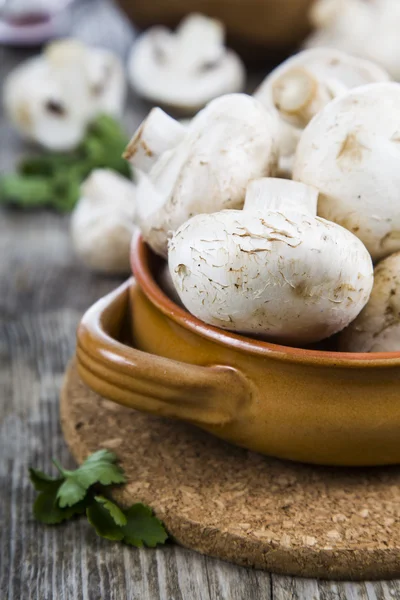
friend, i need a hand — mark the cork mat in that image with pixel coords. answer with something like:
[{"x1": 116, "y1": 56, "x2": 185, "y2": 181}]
[{"x1": 61, "y1": 359, "x2": 400, "y2": 581}]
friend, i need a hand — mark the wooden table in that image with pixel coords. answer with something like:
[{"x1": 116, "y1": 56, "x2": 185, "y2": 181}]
[{"x1": 1, "y1": 2, "x2": 400, "y2": 598}]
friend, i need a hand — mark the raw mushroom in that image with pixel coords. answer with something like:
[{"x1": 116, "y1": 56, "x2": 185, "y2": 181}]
[
  {"x1": 293, "y1": 82, "x2": 400, "y2": 262},
  {"x1": 339, "y1": 252, "x2": 400, "y2": 353},
  {"x1": 168, "y1": 178, "x2": 373, "y2": 346},
  {"x1": 71, "y1": 169, "x2": 137, "y2": 274},
  {"x1": 254, "y1": 48, "x2": 389, "y2": 178},
  {"x1": 3, "y1": 39, "x2": 126, "y2": 151},
  {"x1": 124, "y1": 94, "x2": 279, "y2": 258},
  {"x1": 305, "y1": 0, "x2": 400, "y2": 81},
  {"x1": 127, "y1": 13, "x2": 245, "y2": 114}
]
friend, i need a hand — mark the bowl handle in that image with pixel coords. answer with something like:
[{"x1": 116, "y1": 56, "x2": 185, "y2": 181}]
[{"x1": 76, "y1": 279, "x2": 250, "y2": 427}]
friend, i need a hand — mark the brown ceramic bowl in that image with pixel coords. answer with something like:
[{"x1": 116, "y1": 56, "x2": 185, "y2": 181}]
[
  {"x1": 116, "y1": 0, "x2": 314, "y2": 57},
  {"x1": 77, "y1": 235, "x2": 400, "y2": 467}
]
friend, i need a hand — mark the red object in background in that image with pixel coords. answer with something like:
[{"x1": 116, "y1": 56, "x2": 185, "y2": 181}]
[{"x1": 0, "y1": 1, "x2": 73, "y2": 45}]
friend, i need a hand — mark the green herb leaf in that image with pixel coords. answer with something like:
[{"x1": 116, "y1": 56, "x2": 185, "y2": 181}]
[
  {"x1": 33, "y1": 486, "x2": 86, "y2": 525},
  {"x1": 94, "y1": 495, "x2": 127, "y2": 526},
  {"x1": 2, "y1": 114, "x2": 131, "y2": 212},
  {"x1": 86, "y1": 497, "x2": 125, "y2": 541},
  {"x1": 55, "y1": 449, "x2": 126, "y2": 508},
  {"x1": 122, "y1": 504, "x2": 168, "y2": 548},
  {"x1": 30, "y1": 451, "x2": 168, "y2": 548},
  {"x1": 29, "y1": 468, "x2": 63, "y2": 493},
  {"x1": 0, "y1": 174, "x2": 53, "y2": 207}
]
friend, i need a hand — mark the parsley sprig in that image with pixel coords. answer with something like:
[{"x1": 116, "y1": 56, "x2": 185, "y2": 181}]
[
  {"x1": 0, "y1": 115, "x2": 131, "y2": 212},
  {"x1": 30, "y1": 449, "x2": 168, "y2": 548}
]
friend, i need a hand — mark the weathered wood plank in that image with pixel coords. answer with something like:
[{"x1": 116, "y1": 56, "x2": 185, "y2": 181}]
[{"x1": 271, "y1": 576, "x2": 400, "y2": 599}]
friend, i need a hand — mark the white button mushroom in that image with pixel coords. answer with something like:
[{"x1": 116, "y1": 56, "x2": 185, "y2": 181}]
[
  {"x1": 124, "y1": 94, "x2": 279, "y2": 258},
  {"x1": 127, "y1": 13, "x2": 245, "y2": 114},
  {"x1": 3, "y1": 39, "x2": 126, "y2": 151},
  {"x1": 71, "y1": 169, "x2": 137, "y2": 274},
  {"x1": 305, "y1": 0, "x2": 400, "y2": 81},
  {"x1": 168, "y1": 178, "x2": 373, "y2": 346},
  {"x1": 293, "y1": 82, "x2": 400, "y2": 262},
  {"x1": 254, "y1": 48, "x2": 389, "y2": 178},
  {"x1": 339, "y1": 252, "x2": 400, "y2": 353}
]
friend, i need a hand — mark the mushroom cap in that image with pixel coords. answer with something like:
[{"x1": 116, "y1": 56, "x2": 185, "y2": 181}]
[
  {"x1": 254, "y1": 48, "x2": 389, "y2": 176},
  {"x1": 339, "y1": 251, "x2": 400, "y2": 352},
  {"x1": 71, "y1": 169, "x2": 137, "y2": 274},
  {"x1": 3, "y1": 56, "x2": 89, "y2": 151},
  {"x1": 135, "y1": 94, "x2": 279, "y2": 258},
  {"x1": 168, "y1": 205, "x2": 373, "y2": 346},
  {"x1": 3, "y1": 40, "x2": 126, "y2": 151},
  {"x1": 127, "y1": 13, "x2": 245, "y2": 113},
  {"x1": 293, "y1": 81, "x2": 400, "y2": 262}
]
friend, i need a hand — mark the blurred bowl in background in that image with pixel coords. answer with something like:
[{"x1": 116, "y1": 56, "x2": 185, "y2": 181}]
[{"x1": 116, "y1": 0, "x2": 315, "y2": 58}]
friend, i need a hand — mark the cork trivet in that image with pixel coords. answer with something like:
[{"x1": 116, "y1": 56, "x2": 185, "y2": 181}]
[{"x1": 61, "y1": 359, "x2": 400, "y2": 581}]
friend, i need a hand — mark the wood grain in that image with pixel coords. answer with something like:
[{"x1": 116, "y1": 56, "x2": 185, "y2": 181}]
[{"x1": 1, "y1": 1, "x2": 400, "y2": 598}]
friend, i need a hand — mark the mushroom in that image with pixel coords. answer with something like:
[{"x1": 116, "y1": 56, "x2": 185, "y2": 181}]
[
  {"x1": 305, "y1": 0, "x2": 400, "y2": 81},
  {"x1": 254, "y1": 48, "x2": 389, "y2": 177},
  {"x1": 71, "y1": 169, "x2": 137, "y2": 274},
  {"x1": 168, "y1": 178, "x2": 373, "y2": 346},
  {"x1": 127, "y1": 13, "x2": 245, "y2": 114},
  {"x1": 3, "y1": 39, "x2": 126, "y2": 151},
  {"x1": 124, "y1": 94, "x2": 279, "y2": 258},
  {"x1": 293, "y1": 82, "x2": 400, "y2": 262},
  {"x1": 339, "y1": 252, "x2": 400, "y2": 352}
]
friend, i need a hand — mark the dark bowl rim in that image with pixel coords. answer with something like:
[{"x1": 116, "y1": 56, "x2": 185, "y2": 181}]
[{"x1": 130, "y1": 233, "x2": 400, "y2": 367}]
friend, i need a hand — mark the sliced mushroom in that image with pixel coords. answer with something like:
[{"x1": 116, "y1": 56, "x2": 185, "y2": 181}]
[
  {"x1": 339, "y1": 252, "x2": 400, "y2": 352},
  {"x1": 254, "y1": 48, "x2": 389, "y2": 177},
  {"x1": 125, "y1": 94, "x2": 279, "y2": 258},
  {"x1": 306, "y1": 0, "x2": 400, "y2": 81},
  {"x1": 127, "y1": 13, "x2": 245, "y2": 114},
  {"x1": 71, "y1": 169, "x2": 137, "y2": 274},
  {"x1": 168, "y1": 178, "x2": 373, "y2": 346},
  {"x1": 293, "y1": 81, "x2": 400, "y2": 262},
  {"x1": 3, "y1": 39, "x2": 126, "y2": 151}
]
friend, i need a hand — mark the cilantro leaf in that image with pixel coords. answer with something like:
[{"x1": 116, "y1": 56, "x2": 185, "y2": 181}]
[
  {"x1": 86, "y1": 497, "x2": 125, "y2": 541},
  {"x1": 122, "y1": 504, "x2": 168, "y2": 548},
  {"x1": 55, "y1": 450, "x2": 126, "y2": 508},
  {"x1": 29, "y1": 468, "x2": 63, "y2": 493},
  {"x1": 30, "y1": 451, "x2": 168, "y2": 548},
  {"x1": 94, "y1": 496, "x2": 127, "y2": 526},
  {"x1": 33, "y1": 485, "x2": 86, "y2": 525}
]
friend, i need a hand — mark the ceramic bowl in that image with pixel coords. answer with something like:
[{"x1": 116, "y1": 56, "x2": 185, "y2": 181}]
[{"x1": 76, "y1": 235, "x2": 400, "y2": 467}]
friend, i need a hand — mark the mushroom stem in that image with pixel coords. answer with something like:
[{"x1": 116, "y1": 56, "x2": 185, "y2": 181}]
[
  {"x1": 244, "y1": 178, "x2": 318, "y2": 216},
  {"x1": 175, "y1": 14, "x2": 224, "y2": 70},
  {"x1": 123, "y1": 107, "x2": 186, "y2": 173},
  {"x1": 272, "y1": 67, "x2": 333, "y2": 128}
]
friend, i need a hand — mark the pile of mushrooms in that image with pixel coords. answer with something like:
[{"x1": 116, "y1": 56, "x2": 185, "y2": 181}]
[
  {"x1": 9, "y1": 27, "x2": 395, "y2": 353},
  {"x1": 124, "y1": 72, "x2": 400, "y2": 351},
  {"x1": 305, "y1": 0, "x2": 400, "y2": 81},
  {"x1": 3, "y1": 38, "x2": 126, "y2": 150},
  {"x1": 127, "y1": 13, "x2": 245, "y2": 114}
]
